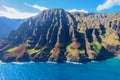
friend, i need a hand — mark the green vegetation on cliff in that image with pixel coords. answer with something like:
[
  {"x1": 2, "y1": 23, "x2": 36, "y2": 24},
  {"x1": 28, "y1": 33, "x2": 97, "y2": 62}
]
[
  {"x1": 66, "y1": 45, "x2": 75, "y2": 55},
  {"x1": 6, "y1": 46, "x2": 19, "y2": 52},
  {"x1": 27, "y1": 49, "x2": 41, "y2": 54},
  {"x1": 91, "y1": 42, "x2": 102, "y2": 53},
  {"x1": 79, "y1": 49, "x2": 85, "y2": 54},
  {"x1": 50, "y1": 49, "x2": 54, "y2": 54},
  {"x1": 66, "y1": 45, "x2": 85, "y2": 55}
]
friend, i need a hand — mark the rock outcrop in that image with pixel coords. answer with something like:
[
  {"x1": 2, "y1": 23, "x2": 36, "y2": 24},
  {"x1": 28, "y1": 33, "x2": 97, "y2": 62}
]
[{"x1": 0, "y1": 9, "x2": 120, "y2": 63}]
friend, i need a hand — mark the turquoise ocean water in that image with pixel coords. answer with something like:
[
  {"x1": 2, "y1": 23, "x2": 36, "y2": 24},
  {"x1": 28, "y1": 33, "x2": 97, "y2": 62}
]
[{"x1": 0, "y1": 57, "x2": 120, "y2": 80}]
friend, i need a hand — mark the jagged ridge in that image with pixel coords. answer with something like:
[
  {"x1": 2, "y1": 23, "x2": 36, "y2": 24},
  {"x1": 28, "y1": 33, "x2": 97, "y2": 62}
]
[{"x1": 0, "y1": 9, "x2": 120, "y2": 63}]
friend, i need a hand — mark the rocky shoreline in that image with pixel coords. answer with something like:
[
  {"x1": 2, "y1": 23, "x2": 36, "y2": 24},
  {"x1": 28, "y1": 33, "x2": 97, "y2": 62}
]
[{"x1": 0, "y1": 51, "x2": 115, "y2": 63}]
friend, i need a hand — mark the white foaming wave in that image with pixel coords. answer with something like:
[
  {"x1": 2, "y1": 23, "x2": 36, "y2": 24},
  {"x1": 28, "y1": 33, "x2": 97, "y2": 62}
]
[
  {"x1": 12, "y1": 61, "x2": 37, "y2": 64},
  {"x1": 0, "y1": 61, "x2": 36, "y2": 65},
  {"x1": 46, "y1": 61, "x2": 83, "y2": 64},
  {"x1": 114, "y1": 57, "x2": 120, "y2": 59},
  {"x1": 66, "y1": 61, "x2": 83, "y2": 65},
  {"x1": 0, "y1": 60, "x2": 86, "y2": 65},
  {"x1": 0, "y1": 60, "x2": 6, "y2": 64},
  {"x1": 12, "y1": 62, "x2": 25, "y2": 65},
  {"x1": 14, "y1": 61, "x2": 37, "y2": 64},
  {"x1": 46, "y1": 61, "x2": 57, "y2": 64},
  {"x1": 91, "y1": 60, "x2": 98, "y2": 63},
  {"x1": 29, "y1": 61, "x2": 35, "y2": 63}
]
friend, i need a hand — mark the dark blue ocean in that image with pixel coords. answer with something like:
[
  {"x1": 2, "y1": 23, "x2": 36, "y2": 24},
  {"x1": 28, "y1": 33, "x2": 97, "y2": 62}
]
[{"x1": 0, "y1": 57, "x2": 120, "y2": 80}]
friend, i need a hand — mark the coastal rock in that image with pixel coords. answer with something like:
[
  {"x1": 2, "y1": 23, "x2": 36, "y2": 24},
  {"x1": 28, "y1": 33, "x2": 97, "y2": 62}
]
[{"x1": 0, "y1": 9, "x2": 120, "y2": 63}]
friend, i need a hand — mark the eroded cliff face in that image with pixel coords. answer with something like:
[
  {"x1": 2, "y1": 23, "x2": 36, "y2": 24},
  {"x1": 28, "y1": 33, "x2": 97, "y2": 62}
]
[
  {"x1": 73, "y1": 12, "x2": 120, "y2": 59},
  {"x1": 0, "y1": 9, "x2": 120, "y2": 63}
]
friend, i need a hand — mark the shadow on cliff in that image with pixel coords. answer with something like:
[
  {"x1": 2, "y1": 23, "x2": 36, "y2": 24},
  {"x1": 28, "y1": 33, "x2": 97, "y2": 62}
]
[{"x1": 96, "y1": 46, "x2": 115, "y2": 61}]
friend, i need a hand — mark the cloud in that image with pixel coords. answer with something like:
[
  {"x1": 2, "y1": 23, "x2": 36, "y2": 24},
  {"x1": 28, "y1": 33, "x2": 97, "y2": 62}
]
[
  {"x1": 0, "y1": 5, "x2": 38, "y2": 19},
  {"x1": 97, "y1": 0, "x2": 120, "y2": 11},
  {"x1": 25, "y1": 3, "x2": 48, "y2": 11},
  {"x1": 67, "y1": 9, "x2": 88, "y2": 13}
]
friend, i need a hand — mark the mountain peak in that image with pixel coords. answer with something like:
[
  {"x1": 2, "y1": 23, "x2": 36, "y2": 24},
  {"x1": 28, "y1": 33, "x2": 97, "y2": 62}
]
[{"x1": 34, "y1": 8, "x2": 67, "y2": 18}]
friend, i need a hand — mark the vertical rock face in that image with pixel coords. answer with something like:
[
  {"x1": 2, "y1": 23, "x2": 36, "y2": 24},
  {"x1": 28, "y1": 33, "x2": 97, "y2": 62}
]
[
  {"x1": 0, "y1": 9, "x2": 120, "y2": 63},
  {"x1": 73, "y1": 12, "x2": 120, "y2": 60}
]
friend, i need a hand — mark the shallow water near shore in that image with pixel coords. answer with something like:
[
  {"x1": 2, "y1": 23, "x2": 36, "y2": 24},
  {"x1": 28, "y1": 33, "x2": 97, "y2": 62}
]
[{"x1": 0, "y1": 57, "x2": 120, "y2": 80}]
